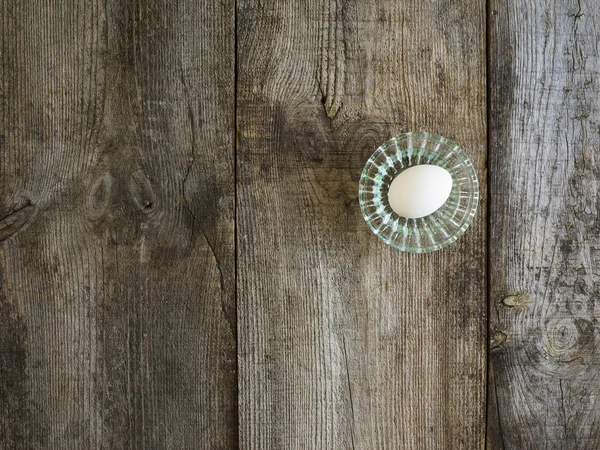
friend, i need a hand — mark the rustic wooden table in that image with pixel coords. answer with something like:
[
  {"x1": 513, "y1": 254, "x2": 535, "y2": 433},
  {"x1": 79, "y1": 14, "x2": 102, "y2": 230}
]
[{"x1": 0, "y1": 0, "x2": 597, "y2": 448}]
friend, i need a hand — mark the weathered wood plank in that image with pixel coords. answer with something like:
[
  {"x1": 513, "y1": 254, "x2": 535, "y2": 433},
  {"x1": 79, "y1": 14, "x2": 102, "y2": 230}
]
[
  {"x1": 488, "y1": 0, "x2": 600, "y2": 448},
  {"x1": 237, "y1": 0, "x2": 487, "y2": 448},
  {"x1": 0, "y1": 1, "x2": 236, "y2": 447}
]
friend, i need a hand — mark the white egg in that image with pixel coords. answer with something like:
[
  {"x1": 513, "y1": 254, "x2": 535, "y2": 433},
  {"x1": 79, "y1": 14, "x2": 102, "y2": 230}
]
[{"x1": 387, "y1": 164, "x2": 453, "y2": 219}]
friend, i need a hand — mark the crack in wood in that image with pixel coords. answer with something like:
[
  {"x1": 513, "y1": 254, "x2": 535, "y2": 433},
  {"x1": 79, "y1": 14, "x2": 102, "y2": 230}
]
[
  {"x1": 341, "y1": 335, "x2": 356, "y2": 450},
  {"x1": 179, "y1": 65, "x2": 233, "y2": 340},
  {"x1": 0, "y1": 202, "x2": 36, "y2": 242},
  {"x1": 318, "y1": 0, "x2": 345, "y2": 119}
]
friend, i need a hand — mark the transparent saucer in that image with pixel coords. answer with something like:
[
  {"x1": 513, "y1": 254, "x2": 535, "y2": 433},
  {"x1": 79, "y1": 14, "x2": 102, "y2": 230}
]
[{"x1": 359, "y1": 132, "x2": 479, "y2": 253}]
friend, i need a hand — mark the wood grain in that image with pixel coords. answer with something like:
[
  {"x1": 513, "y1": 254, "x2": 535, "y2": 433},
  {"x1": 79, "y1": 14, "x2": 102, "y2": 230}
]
[
  {"x1": 0, "y1": 0, "x2": 236, "y2": 447},
  {"x1": 488, "y1": 0, "x2": 600, "y2": 448},
  {"x1": 237, "y1": 0, "x2": 487, "y2": 448}
]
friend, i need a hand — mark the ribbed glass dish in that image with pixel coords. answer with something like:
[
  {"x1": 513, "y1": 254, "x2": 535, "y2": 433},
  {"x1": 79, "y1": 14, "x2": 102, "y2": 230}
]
[{"x1": 359, "y1": 132, "x2": 479, "y2": 253}]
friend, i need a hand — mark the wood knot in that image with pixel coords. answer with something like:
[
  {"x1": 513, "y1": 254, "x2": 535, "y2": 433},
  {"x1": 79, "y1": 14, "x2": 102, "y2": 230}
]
[
  {"x1": 490, "y1": 327, "x2": 509, "y2": 352},
  {"x1": 543, "y1": 316, "x2": 592, "y2": 358},
  {"x1": 130, "y1": 170, "x2": 157, "y2": 215},
  {"x1": 501, "y1": 293, "x2": 532, "y2": 309},
  {"x1": 87, "y1": 173, "x2": 112, "y2": 222}
]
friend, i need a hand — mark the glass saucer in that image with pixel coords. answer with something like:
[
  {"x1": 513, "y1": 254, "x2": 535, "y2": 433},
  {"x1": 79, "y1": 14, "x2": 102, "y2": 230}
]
[{"x1": 358, "y1": 132, "x2": 479, "y2": 253}]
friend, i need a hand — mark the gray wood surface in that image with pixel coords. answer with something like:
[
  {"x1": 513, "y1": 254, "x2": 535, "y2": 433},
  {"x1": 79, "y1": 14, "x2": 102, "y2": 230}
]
[
  {"x1": 237, "y1": 0, "x2": 487, "y2": 448},
  {"x1": 0, "y1": 1, "x2": 237, "y2": 448},
  {"x1": 488, "y1": 0, "x2": 600, "y2": 448},
  {"x1": 11, "y1": 0, "x2": 600, "y2": 448}
]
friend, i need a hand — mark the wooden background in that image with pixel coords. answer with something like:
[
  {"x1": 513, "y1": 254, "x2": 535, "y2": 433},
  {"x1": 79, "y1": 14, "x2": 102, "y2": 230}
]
[{"x1": 0, "y1": 0, "x2": 597, "y2": 448}]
